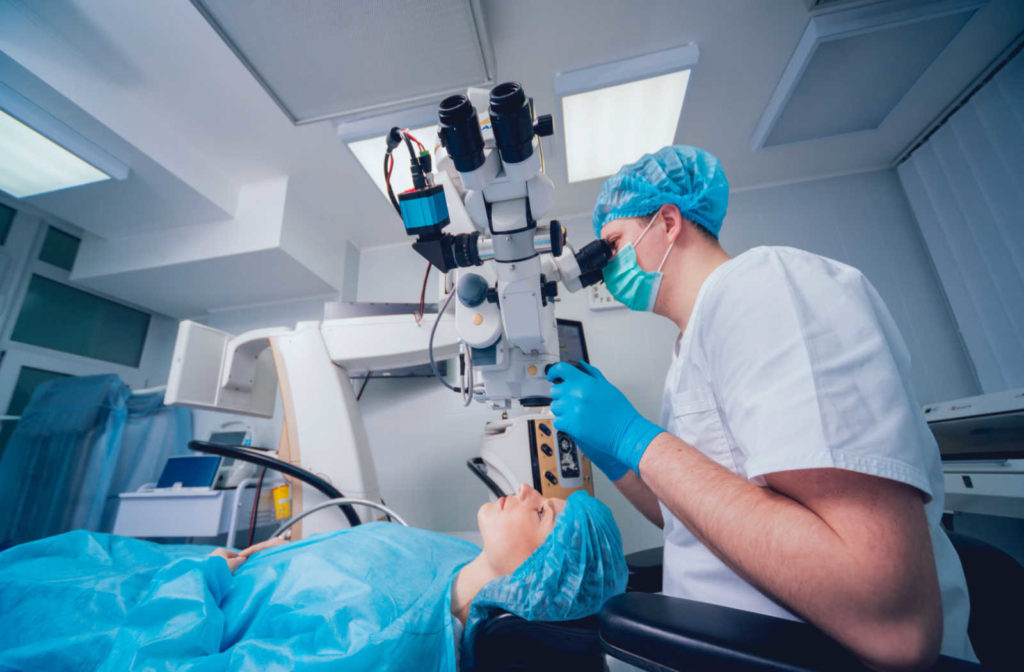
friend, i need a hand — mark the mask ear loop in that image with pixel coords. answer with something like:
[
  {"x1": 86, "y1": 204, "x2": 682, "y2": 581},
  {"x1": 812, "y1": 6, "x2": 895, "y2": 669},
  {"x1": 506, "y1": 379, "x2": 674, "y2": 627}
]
[
  {"x1": 633, "y1": 212, "x2": 673, "y2": 272},
  {"x1": 632, "y1": 212, "x2": 659, "y2": 248},
  {"x1": 655, "y1": 239, "x2": 674, "y2": 273}
]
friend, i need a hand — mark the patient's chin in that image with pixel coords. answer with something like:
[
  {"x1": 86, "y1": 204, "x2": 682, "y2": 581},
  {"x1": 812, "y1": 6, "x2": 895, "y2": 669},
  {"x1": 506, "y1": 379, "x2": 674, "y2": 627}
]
[{"x1": 475, "y1": 501, "x2": 492, "y2": 533}]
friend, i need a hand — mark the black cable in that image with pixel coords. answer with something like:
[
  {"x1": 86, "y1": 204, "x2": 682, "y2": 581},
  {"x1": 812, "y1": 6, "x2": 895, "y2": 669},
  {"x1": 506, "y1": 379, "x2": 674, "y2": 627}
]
[
  {"x1": 467, "y1": 458, "x2": 507, "y2": 498},
  {"x1": 188, "y1": 441, "x2": 361, "y2": 527},
  {"x1": 356, "y1": 372, "x2": 371, "y2": 401},
  {"x1": 246, "y1": 467, "x2": 266, "y2": 547},
  {"x1": 429, "y1": 290, "x2": 461, "y2": 393}
]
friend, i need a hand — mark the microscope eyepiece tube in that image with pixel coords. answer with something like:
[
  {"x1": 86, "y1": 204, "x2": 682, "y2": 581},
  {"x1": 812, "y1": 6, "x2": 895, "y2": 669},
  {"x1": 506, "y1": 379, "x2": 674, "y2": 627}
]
[
  {"x1": 574, "y1": 239, "x2": 614, "y2": 288},
  {"x1": 475, "y1": 224, "x2": 563, "y2": 264},
  {"x1": 475, "y1": 236, "x2": 494, "y2": 262},
  {"x1": 489, "y1": 82, "x2": 535, "y2": 165},
  {"x1": 529, "y1": 222, "x2": 564, "y2": 257},
  {"x1": 438, "y1": 95, "x2": 486, "y2": 173}
]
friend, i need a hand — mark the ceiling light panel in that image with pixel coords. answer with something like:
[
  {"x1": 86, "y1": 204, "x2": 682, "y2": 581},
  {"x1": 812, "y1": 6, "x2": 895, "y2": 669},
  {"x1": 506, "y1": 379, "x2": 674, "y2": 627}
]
[
  {"x1": 347, "y1": 125, "x2": 439, "y2": 198},
  {"x1": 193, "y1": 0, "x2": 493, "y2": 124},
  {"x1": 0, "y1": 109, "x2": 110, "y2": 198},
  {"x1": 562, "y1": 70, "x2": 690, "y2": 184}
]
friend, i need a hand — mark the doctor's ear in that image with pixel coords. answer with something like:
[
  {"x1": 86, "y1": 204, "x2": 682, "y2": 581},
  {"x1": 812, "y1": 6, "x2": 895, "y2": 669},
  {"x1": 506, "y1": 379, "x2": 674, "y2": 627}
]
[{"x1": 658, "y1": 204, "x2": 685, "y2": 244}]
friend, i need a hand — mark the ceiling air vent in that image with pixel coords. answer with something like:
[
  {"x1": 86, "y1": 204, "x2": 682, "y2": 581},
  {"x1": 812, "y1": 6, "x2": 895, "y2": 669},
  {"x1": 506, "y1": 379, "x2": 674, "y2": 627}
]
[
  {"x1": 753, "y1": 0, "x2": 984, "y2": 150},
  {"x1": 191, "y1": 0, "x2": 494, "y2": 125}
]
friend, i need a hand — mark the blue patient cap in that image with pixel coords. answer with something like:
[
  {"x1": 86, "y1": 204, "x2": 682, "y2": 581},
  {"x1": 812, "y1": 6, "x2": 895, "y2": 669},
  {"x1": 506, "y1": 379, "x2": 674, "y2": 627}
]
[
  {"x1": 593, "y1": 145, "x2": 730, "y2": 238},
  {"x1": 462, "y1": 491, "x2": 628, "y2": 664}
]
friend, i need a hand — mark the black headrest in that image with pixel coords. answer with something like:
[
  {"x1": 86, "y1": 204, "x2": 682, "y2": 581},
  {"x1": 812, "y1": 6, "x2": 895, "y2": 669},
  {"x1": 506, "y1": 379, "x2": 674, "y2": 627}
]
[
  {"x1": 470, "y1": 612, "x2": 601, "y2": 672},
  {"x1": 946, "y1": 530, "x2": 1024, "y2": 670}
]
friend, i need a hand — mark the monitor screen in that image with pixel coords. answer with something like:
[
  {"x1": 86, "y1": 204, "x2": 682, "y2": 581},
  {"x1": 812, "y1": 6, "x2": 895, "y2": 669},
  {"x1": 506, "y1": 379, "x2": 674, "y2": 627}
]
[
  {"x1": 556, "y1": 319, "x2": 590, "y2": 364},
  {"x1": 209, "y1": 430, "x2": 249, "y2": 445},
  {"x1": 156, "y1": 456, "x2": 222, "y2": 489}
]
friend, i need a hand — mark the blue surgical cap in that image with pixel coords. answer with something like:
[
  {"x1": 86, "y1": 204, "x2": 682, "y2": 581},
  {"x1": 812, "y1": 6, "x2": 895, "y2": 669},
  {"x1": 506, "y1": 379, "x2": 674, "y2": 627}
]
[
  {"x1": 462, "y1": 491, "x2": 627, "y2": 665},
  {"x1": 593, "y1": 145, "x2": 729, "y2": 238}
]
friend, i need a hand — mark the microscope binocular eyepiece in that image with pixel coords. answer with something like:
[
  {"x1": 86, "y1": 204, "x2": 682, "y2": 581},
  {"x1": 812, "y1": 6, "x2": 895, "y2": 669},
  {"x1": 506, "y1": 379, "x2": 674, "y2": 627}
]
[
  {"x1": 438, "y1": 82, "x2": 554, "y2": 174},
  {"x1": 489, "y1": 82, "x2": 535, "y2": 165},
  {"x1": 574, "y1": 239, "x2": 615, "y2": 289},
  {"x1": 439, "y1": 95, "x2": 486, "y2": 173}
]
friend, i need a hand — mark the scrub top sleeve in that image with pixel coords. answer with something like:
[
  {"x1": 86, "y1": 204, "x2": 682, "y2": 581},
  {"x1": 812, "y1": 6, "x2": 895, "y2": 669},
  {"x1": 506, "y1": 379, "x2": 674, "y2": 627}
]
[{"x1": 703, "y1": 250, "x2": 933, "y2": 498}]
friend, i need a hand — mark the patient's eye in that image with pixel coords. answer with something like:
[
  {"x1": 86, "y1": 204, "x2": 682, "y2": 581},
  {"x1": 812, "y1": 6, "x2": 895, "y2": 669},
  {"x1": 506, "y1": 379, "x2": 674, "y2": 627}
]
[{"x1": 537, "y1": 506, "x2": 545, "y2": 520}]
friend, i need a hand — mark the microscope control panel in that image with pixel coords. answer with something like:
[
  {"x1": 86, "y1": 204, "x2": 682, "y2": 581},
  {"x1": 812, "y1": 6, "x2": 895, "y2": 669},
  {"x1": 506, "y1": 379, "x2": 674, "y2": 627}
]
[{"x1": 529, "y1": 418, "x2": 593, "y2": 499}]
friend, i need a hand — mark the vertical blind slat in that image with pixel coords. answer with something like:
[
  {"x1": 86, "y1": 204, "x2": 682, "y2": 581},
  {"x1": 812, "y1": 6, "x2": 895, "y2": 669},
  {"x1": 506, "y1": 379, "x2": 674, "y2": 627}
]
[
  {"x1": 898, "y1": 51, "x2": 1024, "y2": 392},
  {"x1": 900, "y1": 159, "x2": 1003, "y2": 391}
]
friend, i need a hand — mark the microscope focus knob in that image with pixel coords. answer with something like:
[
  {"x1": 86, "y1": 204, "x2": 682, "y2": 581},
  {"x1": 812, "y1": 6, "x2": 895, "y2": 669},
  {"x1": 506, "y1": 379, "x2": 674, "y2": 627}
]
[
  {"x1": 457, "y1": 273, "x2": 489, "y2": 308},
  {"x1": 533, "y1": 114, "x2": 554, "y2": 137}
]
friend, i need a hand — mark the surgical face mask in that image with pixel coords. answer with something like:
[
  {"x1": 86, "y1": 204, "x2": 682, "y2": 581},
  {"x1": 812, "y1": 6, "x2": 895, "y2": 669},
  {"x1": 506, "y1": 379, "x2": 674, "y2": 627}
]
[{"x1": 602, "y1": 214, "x2": 673, "y2": 312}]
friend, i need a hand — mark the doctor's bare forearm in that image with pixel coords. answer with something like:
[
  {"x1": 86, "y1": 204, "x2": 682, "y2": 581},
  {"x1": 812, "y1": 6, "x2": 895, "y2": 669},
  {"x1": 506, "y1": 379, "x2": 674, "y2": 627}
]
[
  {"x1": 612, "y1": 471, "x2": 663, "y2": 528},
  {"x1": 639, "y1": 433, "x2": 942, "y2": 672}
]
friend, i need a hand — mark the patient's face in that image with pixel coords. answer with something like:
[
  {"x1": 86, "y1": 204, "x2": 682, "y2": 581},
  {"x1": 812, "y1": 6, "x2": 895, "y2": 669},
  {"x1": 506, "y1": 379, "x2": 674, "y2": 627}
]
[{"x1": 477, "y1": 483, "x2": 567, "y2": 576}]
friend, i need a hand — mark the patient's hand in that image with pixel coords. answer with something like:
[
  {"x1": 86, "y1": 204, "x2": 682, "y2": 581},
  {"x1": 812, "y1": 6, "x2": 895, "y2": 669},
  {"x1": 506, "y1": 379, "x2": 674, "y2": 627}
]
[
  {"x1": 209, "y1": 537, "x2": 288, "y2": 573},
  {"x1": 209, "y1": 548, "x2": 246, "y2": 572}
]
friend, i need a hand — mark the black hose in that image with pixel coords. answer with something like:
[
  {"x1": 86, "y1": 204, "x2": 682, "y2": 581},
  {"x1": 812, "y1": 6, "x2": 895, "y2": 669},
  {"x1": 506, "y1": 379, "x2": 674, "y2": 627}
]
[
  {"x1": 246, "y1": 466, "x2": 266, "y2": 546},
  {"x1": 187, "y1": 441, "x2": 361, "y2": 528},
  {"x1": 467, "y1": 458, "x2": 508, "y2": 498}
]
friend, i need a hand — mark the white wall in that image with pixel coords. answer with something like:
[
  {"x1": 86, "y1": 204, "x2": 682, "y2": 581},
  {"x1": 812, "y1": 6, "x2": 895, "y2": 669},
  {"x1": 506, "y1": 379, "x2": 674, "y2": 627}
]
[
  {"x1": 725, "y1": 169, "x2": 980, "y2": 404},
  {"x1": 897, "y1": 48, "x2": 1024, "y2": 393}
]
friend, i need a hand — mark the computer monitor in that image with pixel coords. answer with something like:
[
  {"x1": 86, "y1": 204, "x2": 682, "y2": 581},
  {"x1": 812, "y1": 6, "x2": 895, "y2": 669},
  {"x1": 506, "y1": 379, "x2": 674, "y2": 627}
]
[
  {"x1": 556, "y1": 319, "x2": 590, "y2": 364},
  {"x1": 156, "y1": 455, "x2": 222, "y2": 489}
]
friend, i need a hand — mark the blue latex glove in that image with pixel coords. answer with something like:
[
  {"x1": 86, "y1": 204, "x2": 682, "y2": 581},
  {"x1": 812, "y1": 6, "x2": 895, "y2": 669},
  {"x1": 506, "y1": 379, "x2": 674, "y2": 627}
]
[
  {"x1": 547, "y1": 361, "x2": 664, "y2": 476},
  {"x1": 575, "y1": 437, "x2": 630, "y2": 482}
]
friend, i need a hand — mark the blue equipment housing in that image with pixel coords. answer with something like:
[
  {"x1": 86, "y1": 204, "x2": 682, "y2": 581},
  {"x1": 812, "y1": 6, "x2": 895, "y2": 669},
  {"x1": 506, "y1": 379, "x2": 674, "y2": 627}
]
[{"x1": 399, "y1": 184, "x2": 450, "y2": 236}]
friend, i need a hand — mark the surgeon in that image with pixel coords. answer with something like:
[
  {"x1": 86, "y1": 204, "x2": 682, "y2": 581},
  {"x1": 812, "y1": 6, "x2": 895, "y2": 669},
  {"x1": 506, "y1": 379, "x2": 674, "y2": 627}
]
[{"x1": 546, "y1": 146, "x2": 975, "y2": 671}]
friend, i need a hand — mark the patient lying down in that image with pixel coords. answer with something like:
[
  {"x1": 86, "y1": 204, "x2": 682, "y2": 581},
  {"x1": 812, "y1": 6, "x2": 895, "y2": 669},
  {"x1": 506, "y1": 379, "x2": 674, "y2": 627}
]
[{"x1": 0, "y1": 485, "x2": 626, "y2": 671}]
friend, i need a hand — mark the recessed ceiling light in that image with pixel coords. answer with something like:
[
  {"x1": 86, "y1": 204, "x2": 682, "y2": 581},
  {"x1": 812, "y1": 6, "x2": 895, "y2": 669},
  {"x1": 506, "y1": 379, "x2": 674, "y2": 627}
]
[
  {"x1": 562, "y1": 70, "x2": 691, "y2": 184},
  {"x1": 555, "y1": 44, "x2": 699, "y2": 184},
  {"x1": 347, "y1": 125, "x2": 439, "y2": 199},
  {"x1": 0, "y1": 109, "x2": 112, "y2": 198},
  {"x1": 0, "y1": 83, "x2": 128, "y2": 200}
]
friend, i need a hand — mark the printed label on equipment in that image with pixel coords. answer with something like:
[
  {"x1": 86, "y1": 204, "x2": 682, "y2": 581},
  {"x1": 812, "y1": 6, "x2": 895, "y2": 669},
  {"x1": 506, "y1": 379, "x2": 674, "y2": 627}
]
[{"x1": 273, "y1": 484, "x2": 291, "y2": 520}]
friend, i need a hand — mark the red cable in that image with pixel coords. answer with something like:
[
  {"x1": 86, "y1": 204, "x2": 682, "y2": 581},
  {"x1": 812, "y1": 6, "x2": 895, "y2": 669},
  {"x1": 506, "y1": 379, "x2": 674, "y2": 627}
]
[{"x1": 403, "y1": 129, "x2": 426, "y2": 151}]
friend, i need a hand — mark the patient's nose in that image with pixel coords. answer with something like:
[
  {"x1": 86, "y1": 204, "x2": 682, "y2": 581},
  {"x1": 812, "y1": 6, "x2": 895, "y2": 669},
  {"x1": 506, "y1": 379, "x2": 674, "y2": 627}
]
[{"x1": 517, "y1": 483, "x2": 539, "y2": 502}]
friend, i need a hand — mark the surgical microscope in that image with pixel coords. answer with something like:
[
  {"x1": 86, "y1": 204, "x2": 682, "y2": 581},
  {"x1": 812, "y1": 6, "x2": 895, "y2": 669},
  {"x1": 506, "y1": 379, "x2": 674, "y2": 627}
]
[{"x1": 390, "y1": 82, "x2": 612, "y2": 500}]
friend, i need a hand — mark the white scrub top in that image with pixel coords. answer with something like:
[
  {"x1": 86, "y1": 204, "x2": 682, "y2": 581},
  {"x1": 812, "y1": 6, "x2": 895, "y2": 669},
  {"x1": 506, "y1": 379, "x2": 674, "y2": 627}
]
[{"x1": 658, "y1": 246, "x2": 975, "y2": 662}]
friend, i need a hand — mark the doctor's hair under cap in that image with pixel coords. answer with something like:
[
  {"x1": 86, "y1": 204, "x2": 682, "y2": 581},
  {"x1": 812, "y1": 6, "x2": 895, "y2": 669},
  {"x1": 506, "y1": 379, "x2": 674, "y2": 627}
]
[
  {"x1": 462, "y1": 490, "x2": 628, "y2": 665},
  {"x1": 593, "y1": 145, "x2": 730, "y2": 239}
]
